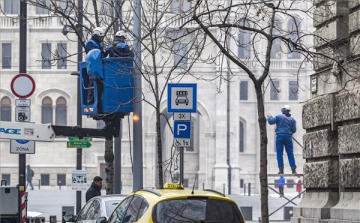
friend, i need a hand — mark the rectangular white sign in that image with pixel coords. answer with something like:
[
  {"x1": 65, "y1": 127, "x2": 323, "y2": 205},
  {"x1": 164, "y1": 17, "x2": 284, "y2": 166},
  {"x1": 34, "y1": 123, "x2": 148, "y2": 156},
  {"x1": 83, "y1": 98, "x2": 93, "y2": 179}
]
[
  {"x1": 10, "y1": 140, "x2": 35, "y2": 154},
  {"x1": 72, "y1": 170, "x2": 87, "y2": 191},
  {"x1": 15, "y1": 107, "x2": 31, "y2": 122},
  {"x1": 15, "y1": 99, "x2": 31, "y2": 107},
  {"x1": 173, "y1": 113, "x2": 191, "y2": 121},
  {"x1": 0, "y1": 121, "x2": 55, "y2": 142},
  {"x1": 173, "y1": 138, "x2": 191, "y2": 147}
]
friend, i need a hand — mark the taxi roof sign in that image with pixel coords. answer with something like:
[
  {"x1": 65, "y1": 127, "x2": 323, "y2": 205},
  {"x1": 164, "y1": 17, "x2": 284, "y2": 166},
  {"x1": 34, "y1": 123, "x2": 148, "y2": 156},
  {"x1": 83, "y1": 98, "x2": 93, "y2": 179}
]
[{"x1": 164, "y1": 182, "x2": 184, "y2": 189}]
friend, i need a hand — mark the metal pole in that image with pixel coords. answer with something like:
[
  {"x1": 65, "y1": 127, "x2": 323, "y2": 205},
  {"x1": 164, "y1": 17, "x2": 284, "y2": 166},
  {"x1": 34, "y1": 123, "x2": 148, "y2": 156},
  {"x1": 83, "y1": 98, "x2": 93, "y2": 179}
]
[
  {"x1": 248, "y1": 183, "x2": 251, "y2": 196},
  {"x1": 180, "y1": 147, "x2": 184, "y2": 185},
  {"x1": 132, "y1": 0, "x2": 143, "y2": 191},
  {"x1": 76, "y1": 0, "x2": 83, "y2": 214},
  {"x1": 114, "y1": 120, "x2": 122, "y2": 194},
  {"x1": 114, "y1": 1, "x2": 122, "y2": 195},
  {"x1": 19, "y1": 1, "x2": 27, "y2": 223}
]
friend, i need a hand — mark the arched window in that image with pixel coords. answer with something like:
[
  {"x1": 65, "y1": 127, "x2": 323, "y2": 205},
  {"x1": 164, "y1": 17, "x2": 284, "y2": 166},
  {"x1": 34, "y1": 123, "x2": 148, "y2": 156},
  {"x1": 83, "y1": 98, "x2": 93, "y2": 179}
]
[
  {"x1": 42, "y1": 97, "x2": 53, "y2": 124},
  {"x1": 238, "y1": 19, "x2": 251, "y2": 59},
  {"x1": 270, "y1": 18, "x2": 282, "y2": 59},
  {"x1": 1, "y1": 97, "x2": 11, "y2": 121},
  {"x1": 239, "y1": 120, "x2": 245, "y2": 152},
  {"x1": 56, "y1": 97, "x2": 67, "y2": 125},
  {"x1": 287, "y1": 18, "x2": 301, "y2": 59}
]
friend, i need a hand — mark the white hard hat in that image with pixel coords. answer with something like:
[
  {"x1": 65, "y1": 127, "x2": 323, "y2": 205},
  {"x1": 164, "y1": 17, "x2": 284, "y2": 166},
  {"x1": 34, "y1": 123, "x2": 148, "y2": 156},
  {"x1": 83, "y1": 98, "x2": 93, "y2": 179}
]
[
  {"x1": 282, "y1": 105, "x2": 291, "y2": 111},
  {"x1": 115, "y1": 30, "x2": 127, "y2": 39},
  {"x1": 93, "y1": 27, "x2": 105, "y2": 37}
]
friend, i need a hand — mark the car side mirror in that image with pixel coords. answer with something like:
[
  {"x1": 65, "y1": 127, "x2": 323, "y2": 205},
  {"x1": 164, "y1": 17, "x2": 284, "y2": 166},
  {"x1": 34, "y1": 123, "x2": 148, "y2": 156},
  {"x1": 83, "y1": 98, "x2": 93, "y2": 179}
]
[
  {"x1": 63, "y1": 214, "x2": 76, "y2": 222},
  {"x1": 96, "y1": 217, "x2": 108, "y2": 223}
]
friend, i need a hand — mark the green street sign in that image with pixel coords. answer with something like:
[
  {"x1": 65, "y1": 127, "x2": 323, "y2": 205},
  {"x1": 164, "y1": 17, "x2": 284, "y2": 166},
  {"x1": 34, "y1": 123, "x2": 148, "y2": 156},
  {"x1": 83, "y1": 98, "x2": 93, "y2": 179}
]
[
  {"x1": 67, "y1": 141, "x2": 92, "y2": 148},
  {"x1": 68, "y1": 137, "x2": 92, "y2": 142}
]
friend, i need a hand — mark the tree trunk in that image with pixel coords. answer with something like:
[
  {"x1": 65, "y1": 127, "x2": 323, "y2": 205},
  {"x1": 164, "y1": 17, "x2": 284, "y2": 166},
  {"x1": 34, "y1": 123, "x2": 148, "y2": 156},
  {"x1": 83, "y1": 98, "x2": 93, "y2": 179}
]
[
  {"x1": 104, "y1": 135, "x2": 114, "y2": 194},
  {"x1": 255, "y1": 84, "x2": 269, "y2": 223},
  {"x1": 156, "y1": 104, "x2": 164, "y2": 188}
]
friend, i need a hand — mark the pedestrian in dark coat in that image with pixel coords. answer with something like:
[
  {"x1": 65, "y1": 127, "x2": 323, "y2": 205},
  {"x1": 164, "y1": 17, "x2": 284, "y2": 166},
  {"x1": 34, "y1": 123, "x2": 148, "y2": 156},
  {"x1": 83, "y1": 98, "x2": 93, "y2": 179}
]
[
  {"x1": 86, "y1": 176, "x2": 103, "y2": 202},
  {"x1": 26, "y1": 165, "x2": 34, "y2": 190}
]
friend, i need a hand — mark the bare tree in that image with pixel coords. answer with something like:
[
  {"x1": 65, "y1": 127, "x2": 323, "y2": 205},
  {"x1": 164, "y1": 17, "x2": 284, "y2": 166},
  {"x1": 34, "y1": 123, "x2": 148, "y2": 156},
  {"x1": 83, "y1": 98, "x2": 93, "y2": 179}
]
[
  {"x1": 119, "y1": 0, "x2": 206, "y2": 188},
  {"x1": 182, "y1": 0, "x2": 316, "y2": 222},
  {"x1": 3, "y1": 0, "x2": 205, "y2": 191}
]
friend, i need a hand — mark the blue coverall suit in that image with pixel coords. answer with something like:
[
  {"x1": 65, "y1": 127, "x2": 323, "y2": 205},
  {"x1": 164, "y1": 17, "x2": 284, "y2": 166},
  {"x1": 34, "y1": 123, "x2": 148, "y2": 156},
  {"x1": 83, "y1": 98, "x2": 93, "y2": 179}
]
[
  {"x1": 108, "y1": 37, "x2": 134, "y2": 57},
  {"x1": 267, "y1": 113, "x2": 297, "y2": 169},
  {"x1": 84, "y1": 36, "x2": 108, "y2": 105}
]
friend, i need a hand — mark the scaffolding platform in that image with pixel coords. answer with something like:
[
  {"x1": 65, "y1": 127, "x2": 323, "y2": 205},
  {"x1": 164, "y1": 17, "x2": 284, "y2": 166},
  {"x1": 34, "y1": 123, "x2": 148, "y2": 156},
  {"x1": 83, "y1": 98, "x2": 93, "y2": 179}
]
[{"x1": 268, "y1": 174, "x2": 304, "y2": 177}]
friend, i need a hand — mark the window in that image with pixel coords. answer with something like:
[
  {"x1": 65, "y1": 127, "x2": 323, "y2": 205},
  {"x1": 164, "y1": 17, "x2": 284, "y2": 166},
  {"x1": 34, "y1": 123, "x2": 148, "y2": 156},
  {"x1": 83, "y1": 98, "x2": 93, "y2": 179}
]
[
  {"x1": 1, "y1": 97, "x2": 11, "y2": 121},
  {"x1": 59, "y1": 1, "x2": 73, "y2": 14},
  {"x1": 57, "y1": 43, "x2": 67, "y2": 69},
  {"x1": 4, "y1": 0, "x2": 18, "y2": 14},
  {"x1": 238, "y1": 20, "x2": 251, "y2": 59},
  {"x1": 41, "y1": 174, "x2": 50, "y2": 186},
  {"x1": 78, "y1": 201, "x2": 93, "y2": 221},
  {"x1": 270, "y1": 18, "x2": 282, "y2": 59},
  {"x1": 42, "y1": 43, "x2": 52, "y2": 69},
  {"x1": 174, "y1": 43, "x2": 187, "y2": 69},
  {"x1": 287, "y1": 179, "x2": 294, "y2": 188},
  {"x1": 274, "y1": 179, "x2": 279, "y2": 188},
  {"x1": 56, "y1": 97, "x2": 67, "y2": 125},
  {"x1": 109, "y1": 197, "x2": 133, "y2": 223},
  {"x1": 240, "y1": 179, "x2": 244, "y2": 188},
  {"x1": 2, "y1": 43, "x2": 12, "y2": 69},
  {"x1": 289, "y1": 81, "x2": 298, "y2": 100},
  {"x1": 36, "y1": 0, "x2": 51, "y2": 14},
  {"x1": 86, "y1": 200, "x2": 101, "y2": 220},
  {"x1": 172, "y1": 0, "x2": 191, "y2": 13},
  {"x1": 101, "y1": 0, "x2": 112, "y2": 15},
  {"x1": 1, "y1": 174, "x2": 11, "y2": 185},
  {"x1": 239, "y1": 121, "x2": 245, "y2": 152},
  {"x1": 152, "y1": 199, "x2": 244, "y2": 223},
  {"x1": 42, "y1": 97, "x2": 53, "y2": 124},
  {"x1": 57, "y1": 174, "x2": 66, "y2": 186},
  {"x1": 240, "y1": 81, "x2": 248, "y2": 100},
  {"x1": 270, "y1": 81, "x2": 280, "y2": 101},
  {"x1": 123, "y1": 196, "x2": 146, "y2": 222},
  {"x1": 287, "y1": 18, "x2": 301, "y2": 59}
]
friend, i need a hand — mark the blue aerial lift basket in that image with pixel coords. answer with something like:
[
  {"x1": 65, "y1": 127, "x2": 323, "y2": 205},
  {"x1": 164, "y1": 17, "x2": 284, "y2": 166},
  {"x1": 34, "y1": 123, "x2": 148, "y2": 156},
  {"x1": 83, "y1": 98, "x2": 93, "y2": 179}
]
[{"x1": 79, "y1": 49, "x2": 134, "y2": 116}]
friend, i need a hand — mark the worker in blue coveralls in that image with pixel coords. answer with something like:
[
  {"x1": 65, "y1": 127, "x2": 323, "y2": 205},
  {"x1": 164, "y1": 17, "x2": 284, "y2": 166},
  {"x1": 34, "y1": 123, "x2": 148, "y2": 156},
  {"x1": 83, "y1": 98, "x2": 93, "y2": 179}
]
[
  {"x1": 108, "y1": 30, "x2": 134, "y2": 57},
  {"x1": 84, "y1": 27, "x2": 108, "y2": 106},
  {"x1": 267, "y1": 105, "x2": 297, "y2": 174}
]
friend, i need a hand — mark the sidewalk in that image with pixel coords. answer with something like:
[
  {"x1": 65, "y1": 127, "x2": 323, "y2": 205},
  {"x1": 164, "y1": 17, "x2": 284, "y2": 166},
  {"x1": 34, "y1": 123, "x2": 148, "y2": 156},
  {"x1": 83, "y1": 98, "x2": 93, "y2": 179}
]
[{"x1": 26, "y1": 188, "x2": 301, "y2": 222}]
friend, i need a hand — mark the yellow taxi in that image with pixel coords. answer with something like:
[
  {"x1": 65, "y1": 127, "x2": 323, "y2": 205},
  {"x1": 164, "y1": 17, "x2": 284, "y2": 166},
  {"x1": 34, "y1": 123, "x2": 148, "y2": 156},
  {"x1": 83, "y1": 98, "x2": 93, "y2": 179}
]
[{"x1": 98, "y1": 183, "x2": 245, "y2": 223}]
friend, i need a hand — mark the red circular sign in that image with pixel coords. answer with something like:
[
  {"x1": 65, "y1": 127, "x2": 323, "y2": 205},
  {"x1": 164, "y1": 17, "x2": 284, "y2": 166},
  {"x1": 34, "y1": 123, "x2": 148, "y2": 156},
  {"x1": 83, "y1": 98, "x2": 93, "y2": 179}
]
[{"x1": 11, "y1": 74, "x2": 36, "y2": 98}]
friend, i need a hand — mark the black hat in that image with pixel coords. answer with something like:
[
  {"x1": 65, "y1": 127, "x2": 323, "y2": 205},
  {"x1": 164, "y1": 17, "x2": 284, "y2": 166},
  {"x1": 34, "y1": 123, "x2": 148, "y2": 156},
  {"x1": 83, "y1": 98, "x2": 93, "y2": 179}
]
[{"x1": 93, "y1": 176, "x2": 103, "y2": 182}]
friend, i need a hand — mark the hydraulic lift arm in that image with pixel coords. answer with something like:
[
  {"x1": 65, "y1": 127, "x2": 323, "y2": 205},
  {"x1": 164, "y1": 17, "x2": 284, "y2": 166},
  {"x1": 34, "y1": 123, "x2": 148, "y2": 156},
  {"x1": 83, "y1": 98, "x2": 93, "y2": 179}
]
[{"x1": 0, "y1": 120, "x2": 120, "y2": 141}]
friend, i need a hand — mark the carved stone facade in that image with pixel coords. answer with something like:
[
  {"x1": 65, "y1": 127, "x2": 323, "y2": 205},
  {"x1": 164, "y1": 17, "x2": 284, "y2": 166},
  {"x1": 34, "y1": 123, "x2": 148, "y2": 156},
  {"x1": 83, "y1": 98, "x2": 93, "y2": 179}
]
[{"x1": 292, "y1": 1, "x2": 360, "y2": 222}]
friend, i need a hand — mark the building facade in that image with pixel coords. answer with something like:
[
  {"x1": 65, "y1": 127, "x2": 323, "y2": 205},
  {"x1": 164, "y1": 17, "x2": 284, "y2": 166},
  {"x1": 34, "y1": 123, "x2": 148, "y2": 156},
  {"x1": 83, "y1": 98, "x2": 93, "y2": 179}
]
[
  {"x1": 293, "y1": 1, "x2": 360, "y2": 222},
  {"x1": 0, "y1": 0, "x2": 312, "y2": 194}
]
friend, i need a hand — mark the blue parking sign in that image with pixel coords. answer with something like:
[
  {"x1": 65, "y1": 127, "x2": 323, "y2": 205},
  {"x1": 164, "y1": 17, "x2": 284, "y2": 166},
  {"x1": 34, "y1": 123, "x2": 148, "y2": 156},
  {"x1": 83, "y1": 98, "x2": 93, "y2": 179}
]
[{"x1": 174, "y1": 121, "x2": 191, "y2": 139}]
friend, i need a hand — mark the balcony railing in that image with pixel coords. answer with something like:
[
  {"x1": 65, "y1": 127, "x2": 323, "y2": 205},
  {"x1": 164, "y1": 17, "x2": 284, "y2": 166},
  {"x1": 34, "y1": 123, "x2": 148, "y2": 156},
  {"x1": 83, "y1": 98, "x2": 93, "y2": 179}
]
[
  {"x1": 162, "y1": 13, "x2": 198, "y2": 28},
  {"x1": 1, "y1": 15, "x2": 64, "y2": 29},
  {"x1": 259, "y1": 59, "x2": 308, "y2": 70}
]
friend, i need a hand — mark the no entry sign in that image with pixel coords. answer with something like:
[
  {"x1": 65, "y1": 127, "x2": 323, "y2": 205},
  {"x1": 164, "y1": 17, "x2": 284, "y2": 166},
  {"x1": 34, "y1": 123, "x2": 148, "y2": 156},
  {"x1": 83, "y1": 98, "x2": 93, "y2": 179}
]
[{"x1": 11, "y1": 74, "x2": 36, "y2": 98}]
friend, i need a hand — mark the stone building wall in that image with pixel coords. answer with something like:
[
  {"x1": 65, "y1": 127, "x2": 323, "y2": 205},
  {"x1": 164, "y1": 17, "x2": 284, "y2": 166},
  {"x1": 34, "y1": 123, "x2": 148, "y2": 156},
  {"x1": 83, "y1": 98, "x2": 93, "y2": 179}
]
[{"x1": 292, "y1": 1, "x2": 360, "y2": 222}]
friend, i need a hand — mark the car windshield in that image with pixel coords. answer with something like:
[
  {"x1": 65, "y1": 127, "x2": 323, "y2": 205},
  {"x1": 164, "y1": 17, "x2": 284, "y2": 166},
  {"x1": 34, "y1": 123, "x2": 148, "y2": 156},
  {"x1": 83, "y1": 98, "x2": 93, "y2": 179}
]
[
  {"x1": 152, "y1": 198, "x2": 244, "y2": 223},
  {"x1": 105, "y1": 201, "x2": 120, "y2": 216}
]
